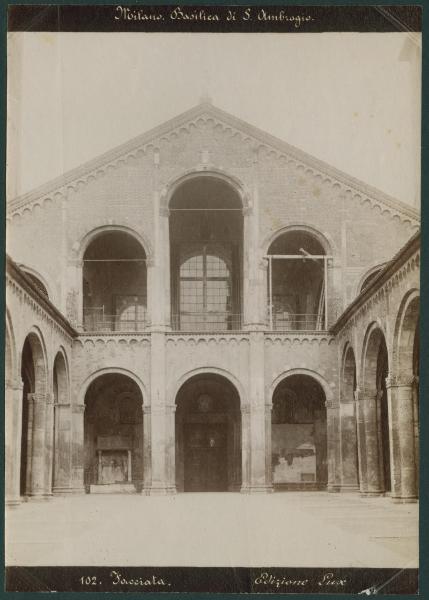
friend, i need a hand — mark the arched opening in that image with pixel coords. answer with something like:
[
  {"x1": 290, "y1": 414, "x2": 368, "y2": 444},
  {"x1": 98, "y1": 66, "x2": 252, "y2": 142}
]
[
  {"x1": 84, "y1": 373, "x2": 143, "y2": 493},
  {"x1": 363, "y1": 328, "x2": 391, "y2": 493},
  {"x1": 52, "y1": 352, "x2": 69, "y2": 491},
  {"x1": 20, "y1": 333, "x2": 47, "y2": 497},
  {"x1": 169, "y1": 177, "x2": 243, "y2": 331},
  {"x1": 267, "y1": 231, "x2": 327, "y2": 330},
  {"x1": 395, "y1": 294, "x2": 419, "y2": 497},
  {"x1": 83, "y1": 231, "x2": 147, "y2": 332},
  {"x1": 271, "y1": 374, "x2": 327, "y2": 490},
  {"x1": 341, "y1": 346, "x2": 360, "y2": 490},
  {"x1": 175, "y1": 374, "x2": 242, "y2": 491}
]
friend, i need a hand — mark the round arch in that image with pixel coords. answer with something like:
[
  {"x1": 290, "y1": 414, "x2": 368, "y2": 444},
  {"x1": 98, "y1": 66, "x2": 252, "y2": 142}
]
[
  {"x1": 270, "y1": 369, "x2": 329, "y2": 490},
  {"x1": 361, "y1": 322, "x2": 391, "y2": 493},
  {"x1": 269, "y1": 368, "x2": 334, "y2": 406},
  {"x1": 262, "y1": 224, "x2": 335, "y2": 257},
  {"x1": 78, "y1": 367, "x2": 147, "y2": 406},
  {"x1": 174, "y1": 369, "x2": 242, "y2": 492},
  {"x1": 392, "y1": 289, "x2": 419, "y2": 377},
  {"x1": 53, "y1": 347, "x2": 70, "y2": 404},
  {"x1": 361, "y1": 322, "x2": 388, "y2": 393},
  {"x1": 169, "y1": 366, "x2": 246, "y2": 407},
  {"x1": 341, "y1": 343, "x2": 357, "y2": 395},
  {"x1": 5, "y1": 309, "x2": 17, "y2": 384},
  {"x1": 162, "y1": 169, "x2": 250, "y2": 212},
  {"x1": 20, "y1": 326, "x2": 48, "y2": 395},
  {"x1": 82, "y1": 369, "x2": 145, "y2": 492},
  {"x1": 75, "y1": 224, "x2": 153, "y2": 262}
]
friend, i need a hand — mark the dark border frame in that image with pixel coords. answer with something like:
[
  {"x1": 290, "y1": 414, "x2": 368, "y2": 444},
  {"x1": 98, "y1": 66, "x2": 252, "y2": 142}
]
[{"x1": 1, "y1": 1, "x2": 426, "y2": 598}]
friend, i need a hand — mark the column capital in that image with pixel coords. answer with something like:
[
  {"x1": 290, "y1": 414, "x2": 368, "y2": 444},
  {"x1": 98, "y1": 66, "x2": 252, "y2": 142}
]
[
  {"x1": 385, "y1": 374, "x2": 415, "y2": 389},
  {"x1": 30, "y1": 392, "x2": 48, "y2": 404},
  {"x1": 242, "y1": 206, "x2": 253, "y2": 217},
  {"x1": 72, "y1": 403, "x2": 85, "y2": 414},
  {"x1": 146, "y1": 257, "x2": 155, "y2": 268},
  {"x1": 159, "y1": 207, "x2": 170, "y2": 218},
  {"x1": 241, "y1": 404, "x2": 251, "y2": 414}
]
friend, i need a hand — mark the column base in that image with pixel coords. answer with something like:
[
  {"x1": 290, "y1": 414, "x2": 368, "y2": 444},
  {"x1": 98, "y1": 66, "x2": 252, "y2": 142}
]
[
  {"x1": 360, "y1": 491, "x2": 384, "y2": 497},
  {"x1": 339, "y1": 484, "x2": 360, "y2": 493},
  {"x1": 27, "y1": 493, "x2": 52, "y2": 502},
  {"x1": 53, "y1": 486, "x2": 86, "y2": 495},
  {"x1": 391, "y1": 496, "x2": 419, "y2": 504},
  {"x1": 146, "y1": 484, "x2": 177, "y2": 495},
  {"x1": 327, "y1": 485, "x2": 341, "y2": 493},
  {"x1": 241, "y1": 484, "x2": 273, "y2": 494},
  {"x1": 5, "y1": 497, "x2": 22, "y2": 507}
]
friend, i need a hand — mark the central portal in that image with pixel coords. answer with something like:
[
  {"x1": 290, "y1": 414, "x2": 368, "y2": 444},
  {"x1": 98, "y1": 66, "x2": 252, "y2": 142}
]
[{"x1": 175, "y1": 374, "x2": 241, "y2": 492}]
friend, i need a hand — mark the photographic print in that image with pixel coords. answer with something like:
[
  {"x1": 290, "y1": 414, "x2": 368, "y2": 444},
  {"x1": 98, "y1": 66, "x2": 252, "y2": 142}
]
[{"x1": 4, "y1": 4, "x2": 421, "y2": 594}]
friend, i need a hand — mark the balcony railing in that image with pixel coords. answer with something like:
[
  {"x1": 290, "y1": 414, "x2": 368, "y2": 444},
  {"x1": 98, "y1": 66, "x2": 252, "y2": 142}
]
[
  {"x1": 172, "y1": 313, "x2": 242, "y2": 332},
  {"x1": 83, "y1": 309, "x2": 149, "y2": 333},
  {"x1": 269, "y1": 312, "x2": 324, "y2": 331}
]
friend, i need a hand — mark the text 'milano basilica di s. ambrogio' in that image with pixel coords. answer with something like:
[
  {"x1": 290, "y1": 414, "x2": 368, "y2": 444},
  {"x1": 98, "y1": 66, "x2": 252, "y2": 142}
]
[{"x1": 5, "y1": 101, "x2": 420, "y2": 504}]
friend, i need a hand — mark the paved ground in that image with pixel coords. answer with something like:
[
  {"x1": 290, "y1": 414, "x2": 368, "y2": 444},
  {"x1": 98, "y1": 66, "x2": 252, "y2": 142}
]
[{"x1": 6, "y1": 492, "x2": 418, "y2": 568}]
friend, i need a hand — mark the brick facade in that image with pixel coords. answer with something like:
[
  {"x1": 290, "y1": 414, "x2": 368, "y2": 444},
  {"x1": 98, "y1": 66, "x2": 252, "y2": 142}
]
[{"x1": 5, "y1": 102, "x2": 420, "y2": 503}]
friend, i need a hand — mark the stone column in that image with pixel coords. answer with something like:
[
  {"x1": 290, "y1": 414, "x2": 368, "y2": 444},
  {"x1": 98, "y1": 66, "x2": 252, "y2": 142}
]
[
  {"x1": 240, "y1": 404, "x2": 251, "y2": 492},
  {"x1": 339, "y1": 397, "x2": 359, "y2": 492},
  {"x1": 52, "y1": 403, "x2": 74, "y2": 494},
  {"x1": 326, "y1": 402, "x2": 340, "y2": 492},
  {"x1": 142, "y1": 405, "x2": 152, "y2": 494},
  {"x1": 354, "y1": 388, "x2": 368, "y2": 494},
  {"x1": 165, "y1": 404, "x2": 177, "y2": 492},
  {"x1": 70, "y1": 403, "x2": 86, "y2": 494},
  {"x1": 5, "y1": 380, "x2": 23, "y2": 506},
  {"x1": 386, "y1": 375, "x2": 418, "y2": 502},
  {"x1": 148, "y1": 333, "x2": 175, "y2": 494},
  {"x1": 43, "y1": 393, "x2": 55, "y2": 496},
  {"x1": 248, "y1": 332, "x2": 272, "y2": 493},
  {"x1": 362, "y1": 389, "x2": 383, "y2": 495},
  {"x1": 412, "y1": 378, "x2": 419, "y2": 496},
  {"x1": 265, "y1": 401, "x2": 273, "y2": 488},
  {"x1": 29, "y1": 393, "x2": 47, "y2": 498}
]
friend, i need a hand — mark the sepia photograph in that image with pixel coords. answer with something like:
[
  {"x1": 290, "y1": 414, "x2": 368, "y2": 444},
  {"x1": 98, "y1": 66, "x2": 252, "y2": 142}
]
[{"x1": 4, "y1": 4, "x2": 422, "y2": 594}]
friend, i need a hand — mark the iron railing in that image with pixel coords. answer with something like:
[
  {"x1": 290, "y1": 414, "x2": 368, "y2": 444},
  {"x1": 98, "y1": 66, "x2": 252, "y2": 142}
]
[
  {"x1": 268, "y1": 312, "x2": 324, "y2": 331},
  {"x1": 172, "y1": 313, "x2": 242, "y2": 332},
  {"x1": 83, "y1": 309, "x2": 149, "y2": 333}
]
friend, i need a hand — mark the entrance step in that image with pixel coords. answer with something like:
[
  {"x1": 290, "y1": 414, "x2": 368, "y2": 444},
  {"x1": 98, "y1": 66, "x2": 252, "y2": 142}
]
[{"x1": 89, "y1": 483, "x2": 136, "y2": 494}]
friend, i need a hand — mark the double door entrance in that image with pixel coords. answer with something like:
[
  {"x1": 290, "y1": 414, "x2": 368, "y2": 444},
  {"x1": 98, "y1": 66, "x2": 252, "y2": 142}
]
[{"x1": 184, "y1": 423, "x2": 227, "y2": 491}]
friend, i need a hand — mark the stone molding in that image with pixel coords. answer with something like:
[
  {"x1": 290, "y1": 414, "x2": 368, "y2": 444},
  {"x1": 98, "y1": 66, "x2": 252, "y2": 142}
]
[
  {"x1": 8, "y1": 103, "x2": 419, "y2": 227},
  {"x1": 6, "y1": 263, "x2": 76, "y2": 342},
  {"x1": 385, "y1": 374, "x2": 416, "y2": 389}
]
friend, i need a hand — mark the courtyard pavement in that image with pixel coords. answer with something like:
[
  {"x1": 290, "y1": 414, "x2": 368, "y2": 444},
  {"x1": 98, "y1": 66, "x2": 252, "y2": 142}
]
[{"x1": 6, "y1": 492, "x2": 418, "y2": 568}]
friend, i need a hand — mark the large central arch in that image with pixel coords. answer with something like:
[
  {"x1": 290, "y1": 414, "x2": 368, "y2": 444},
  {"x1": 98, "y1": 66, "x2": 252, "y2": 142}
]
[
  {"x1": 175, "y1": 373, "x2": 242, "y2": 492},
  {"x1": 169, "y1": 175, "x2": 244, "y2": 331}
]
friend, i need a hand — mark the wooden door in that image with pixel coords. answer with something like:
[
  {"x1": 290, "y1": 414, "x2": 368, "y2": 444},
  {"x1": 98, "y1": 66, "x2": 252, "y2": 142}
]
[{"x1": 184, "y1": 423, "x2": 227, "y2": 491}]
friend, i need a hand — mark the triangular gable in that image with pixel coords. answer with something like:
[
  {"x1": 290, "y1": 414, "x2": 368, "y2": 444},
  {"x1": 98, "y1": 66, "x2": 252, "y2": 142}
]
[{"x1": 7, "y1": 101, "x2": 420, "y2": 223}]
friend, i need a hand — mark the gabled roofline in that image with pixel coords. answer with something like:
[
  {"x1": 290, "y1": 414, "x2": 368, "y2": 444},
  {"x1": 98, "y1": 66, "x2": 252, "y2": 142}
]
[
  {"x1": 8, "y1": 101, "x2": 420, "y2": 221},
  {"x1": 6, "y1": 255, "x2": 78, "y2": 338}
]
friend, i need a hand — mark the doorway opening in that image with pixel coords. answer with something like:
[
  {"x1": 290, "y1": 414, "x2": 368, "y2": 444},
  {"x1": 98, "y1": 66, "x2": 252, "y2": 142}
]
[
  {"x1": 175, "y1": 374, "x2": 241, "y2": 491},
  {"x1": 84, "y1": 373, "x2": 143, "y2": 492},
  {"x1": 271, "y1": 374, "x2": 327, "y2": 490}
]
